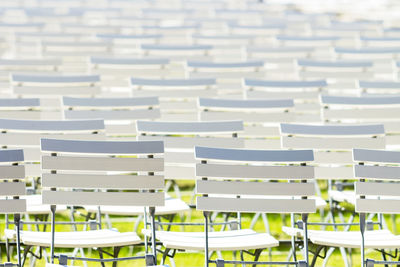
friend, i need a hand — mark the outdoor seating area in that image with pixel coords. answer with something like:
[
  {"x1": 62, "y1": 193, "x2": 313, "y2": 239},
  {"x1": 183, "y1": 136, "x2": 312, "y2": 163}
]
[{"x1": 1, "y1": 0, "x2": 400, "y2": 266}]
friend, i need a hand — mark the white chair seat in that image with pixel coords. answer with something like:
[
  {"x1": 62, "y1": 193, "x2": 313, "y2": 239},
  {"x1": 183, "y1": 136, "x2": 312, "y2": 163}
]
[
  {"x1": 85, "y1": 197, "x2": 189, "y2": 216},
  {"x1": 144, "y1": 229, "x2": 278, "y2": 251},
  {"x1": 6, "y1": 229, "x2": 141, "y2": 248},
  {"x1": 328, "y1": 190, "x2": 356, "y2": 205},
  {"x1": 283, "y1": 227, "x2": 400, "y2": 249},
  {"x1": 24, "y1": 195, "x2": 68, "y2": 215}
]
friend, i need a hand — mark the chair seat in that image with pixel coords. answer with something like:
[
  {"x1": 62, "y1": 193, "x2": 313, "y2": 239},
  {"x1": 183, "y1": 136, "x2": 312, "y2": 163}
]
[
  {"x1": 144, "y1": 229, "x2": 279, "y2": 251},
  {"x1": 283, "y1": 227, "x2": 400, "y2": 249},
  {"x1": 329, "y1": 190, "x2": 355, "y2": 205},
  {"x1": 85, "y1": 196, "x2": 189, "y2": 216},
  {"x1": 24, "y1": 195, "x2": 68, "y2": 215},
  {"x1": 6, "y1": 229, "x2": 141, "y2": 248}
]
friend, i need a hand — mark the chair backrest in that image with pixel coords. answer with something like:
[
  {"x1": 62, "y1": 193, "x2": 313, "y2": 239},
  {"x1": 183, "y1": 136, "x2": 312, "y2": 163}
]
[
  {"x1": 63, "y1": 96, "x2": 160, "y2": 135},
  {"x1": 131, "y1": 77, "x2": 217, "y2": 121},
  {"x1": 0, "y1": 149, "x2": 26, "y2": 213},
  {"x1": 280, "y1": 123, "x2": 385, "y2": 179},
  {"x1": 41, "y1": 138, "x2": 164, "y2": 207},
  {"x1": 137, "y1": 120, "x2": 244, "y2": 180},
  {"x1": 354, "y1": 149, "x2": 400, "y2": 214},
  {"x1": 0, "y1": 98, "x2": 43, "y2": 120},
  {"x1": 0, "y1": 118, "x2": 105, "y2": 177},
  {"x1": 195, "y1": 146, "x2": 316, "y2": 213}
]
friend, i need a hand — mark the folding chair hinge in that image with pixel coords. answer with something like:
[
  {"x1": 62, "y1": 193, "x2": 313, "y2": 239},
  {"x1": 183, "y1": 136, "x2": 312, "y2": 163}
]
[
  {"x1": 59, "y1": 254, "x2": 68, "y2": 265},
  {"x1": 366, "y1": 220, "x2": 374, "y2": 231},
  {"x1": 296, "y1": 220, "x2": 304, "y2": 230},
  {"x1": 89, "y1": 220, "x2": 98, "y2": 230},
  {"x1": 298, "y1": 260, "x2": 308, "y2": 267},
  {"x1": 366, "y1": 259, "x2": 375, "y2": 267},
  {"x1": 145, "y1": 254, "x2": 155, "y2": 266},
  {"x1": 229, "y1": 221, "x2": 239, "y2": 230},
  {"x1": 216, "y1": 259, "x2": 225, "y2": 267}
]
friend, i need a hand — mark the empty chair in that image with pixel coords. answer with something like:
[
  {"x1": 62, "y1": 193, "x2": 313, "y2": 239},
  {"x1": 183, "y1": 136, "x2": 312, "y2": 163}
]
[
  {"x1": 14, "y1": 139, "x2": 165, "y2": 266},
  {"x1": 131, "y1": 77, "x2": 217, "y2": 121},
  {"x1": 0, "y1": 149, "x2": 26, "y2": 267},
  {"x1": 62, "y1": 96, "x2": 160, "y2": 137},
  {"x1": 198, "y1": 97, "x2": 295, "y2": 149},
  {"x1": 11, "y1": 74, "x2": 101, "y2": 112},
  {"x1": 244, "y1": 78, "x2": 326, "y2": 121},
  {"x1": 148, "y1": 146, "x2": 315, "y2": 266},
  {"x1": 321, "y1": 94, "x2": 400, "y2": 148}
]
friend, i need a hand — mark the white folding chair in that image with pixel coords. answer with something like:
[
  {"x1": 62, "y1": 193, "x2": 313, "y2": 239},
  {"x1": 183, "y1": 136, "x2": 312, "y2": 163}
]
[
  {"x1": 147, "y1": 146, "x2": 315, "y2": 267},
  {"x1": 15, "y1": 138, "x2": 165, "y2": 266},
  {"x1": 0, "y1": 149, "x2": 26, "y2": 267}
]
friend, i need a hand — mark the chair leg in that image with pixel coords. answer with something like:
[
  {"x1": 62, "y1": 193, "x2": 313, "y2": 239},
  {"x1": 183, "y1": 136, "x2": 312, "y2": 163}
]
[
  {"x1": 15, "y1": 214, "x2": 22, "y2": 267},
  {"x1": 112, "y1": 247, "x2": 122, "y2": 267}
]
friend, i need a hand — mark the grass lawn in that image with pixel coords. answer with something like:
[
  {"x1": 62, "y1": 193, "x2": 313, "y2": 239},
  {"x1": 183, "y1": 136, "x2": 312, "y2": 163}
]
[{"x1": 1, "y1": 181, "x2": 397, "y2": 266}]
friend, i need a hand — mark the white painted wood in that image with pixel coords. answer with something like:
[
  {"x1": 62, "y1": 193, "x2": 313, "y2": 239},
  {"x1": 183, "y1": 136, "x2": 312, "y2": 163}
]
[
  {"x1": 353, "y1": 148, "x2": 400, "y2": 163},
  {"x1": 282, "y1": 136, "x2": 385, "y2": 149},
  {"x1": 321, "y1": 95, "x2": 400, "y2": 105},
  {"x1": 354, "y1": 165, "x2": 400, "y2": 180},
  {"x1": 315, "y1": 166, "x2": 354, "y2": 179},
  {"x1": 63, "y1": 96, "x2": 159, "y2": 107},
  {"x1": 0, "y1": 133, "x2": 105, "y2": 146},
  {"x1": 0, "y1": 166, "x2": 25, "y2": 179},
  {"x1": 247, "y1": 90, "x2": 320, "y2": 100},
  {"x1": 199, "y1": 98, "x2": 294, "y2": 109},
  {"x1": 131, "y1": 77, "x2": 216, "y2": 87},
  {"x1": 0, "y1": 182, "x2": 25, "y2": 196},
  {"x1": 41, "y1": 139, "x2": 164, "y2": 154},
  {"x1": 196, "y1": 164, "x2": 314, "y2": 179},
  {"x1": 138, "y1": 136, "x2": 244, "y2": 149},
  {"x1": 0, "y1": 199, "x2": 26, "y2": 213},
  {"x1": 356, "y1": 199, "x2": 400, "y2": 214},
  {"x1": 12, "y1": 74, "x2": 100, "y2": 83},
  {"x1": 280, "y1": 123, "x2": 385, "y2": 136},
  {"x1": 200, "y1": 111, "x2": 295, "y2": 123},
  {"x1": 196, "y1": 180, "x2": 315, "y2": 196},
  {"x1": 197, "y1": 197, "x2": 316, "y2": 213},
  {"x1": 0, "y1": 149, "x2": 24, "y2": 162},
  {"x1": 64, "y1": 109, "x2": 160, "y2": 120},
  {"x1": 42, "y1": 156, "x2": 164, "y2": 172},
  {"x1": 14, "y1": 86, "x2": 101, "y2": 96},
  {"x1": 0, "y1": 119, "x2": 104, "y2": 131},
  {"x1": 323, "y1": 108, "x2": 400, "y2": 120},
  {"x1": 245, "y1": 79, "x2": 327, "y2": 88},
  {"x1": 298, "y1": 59, "x2": 372, "y2": 68},
  {"x1": 42, "y1": 174, "x2": 164, "y2": 189},
  {"x1": 42, "y1": 191, "x2": 164, "y2": 206},
  {"x1": 133, "y1": 89, "x2": 218, "y2": 98},
  {"x1": 355, "y1": 182, "x2": 400, "y2": 196}
]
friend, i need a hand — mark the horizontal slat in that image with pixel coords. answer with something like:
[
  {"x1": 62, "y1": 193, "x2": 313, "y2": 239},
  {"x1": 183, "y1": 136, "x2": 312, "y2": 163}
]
[
  {"x1": 41, "y1": 139, "x2": 164, "y2": 154},
  {"x1": 14, "y1": 86, "x2": 101, "y2": 96},
  {"x1": 196, "y1": 164, "x2": 314, "y2": 179},
  {"x1": 42, "y1": 156, "x2": 164, "y2": 172},
  {"x1": 63, "y1": 96, "x2": 159, "y2": 107},
  {"x1": 0, "y1": 165, "x2": 25, "y2": 179},
  {"x1": 197, "y1": 197, "x2": 315, "y2": 213},
  {"x1": 321, "y1": 95, "x2": 400, "y2": 105},
  {"x1": 0, "y1": 149, "x2": 24, "y2": 162},
  {"x1": 91, "y1": 57, "x2": 168, "y2": 65},
  {"x1": 131, "y1": 77, "x2": 215, "y2": 87},
  {"x1": 195, "y1": 146, "x2": 314, "y2": 162},
  {"x1": 0, "y1": 119, "x2": 104, "y2": 131},
  {"x1": 141, "y1": 44, "x2": 212, "y2": 51},
  {"x1": 200, "y1": 112, "x2": 295, "y2": 123},
  {"x1": 245, "y1": 79, "x2": 327, "y2": 88},
  {"x1": 323, "y1": 108, "x2": 400, "y2": 119},
  {"x1": 359, "y1": 80, "x2": 400, "y2": 89},
  {"x1": 298, "y1": 59, "x2": 372, "y2": 68},
  {"x1": 247, "y1": 90, "x2": 319, "y2": 100},
  {"x1": 188, "y1": 61, "x2": 264, "y2": 68},
  {"x1": 138, "y1": 135, "x2": 244, "y2": 149},
  {"x1": 64, "y1": 109, "x2": 161, "y2": 120},
  {"x1": 0, "y1": 182, "x2": 25, "y2": 196},
  {"x1": 0, "y1": 199, "x2": 26, "y2": 213},
  {"x1": 199, "y1": 98, "x2": 294, "y2": 109},
  {"x1": 281, "y1": 136, "x2": 385, "y2": 149},
  {"x1": 0, "y1": 98, "x2": 40, "y2": 107},
  {"x1": 315, "y1": 166, "x2": 354, "y2": 179},
  {"x1": 197, "y1": 180, "x2": 315, "y2": 196},
  {"x1": 356, "y1": 199, "x2": 400, "y2": 214},
  {"x1": 42, "y1": 191, "x2": 164, "y2": 206},
  {"x1": 356, "y1": 182, "x2": 400, "y2": 196},
  {"x1": 353, "y1": 149, "x2": 400, "y2": 163},
  {"x1": 354, "y1": 165, "x2": 400, "y2": 180},
  {"x1": 137, "y1": 120, "x2": 243, "y2": 134},
  {"x1": 0, "y1": 133, "x2": 105, "y2": 146},
  {"x1": 42, "y1": 174, "x2": 164, "y2": 189},
  {"x1": 280, "y1": 123, "x2": 385, "y2": 135},
  {"x1": 133, "y1": 89, "x2": 218, "y2": 98},
  {"x1": 12, "y1": 74, "x2": 100, "y2": 83},
  {"x1": 335, "y1": 47, "x2": 400, "y2": 54}
]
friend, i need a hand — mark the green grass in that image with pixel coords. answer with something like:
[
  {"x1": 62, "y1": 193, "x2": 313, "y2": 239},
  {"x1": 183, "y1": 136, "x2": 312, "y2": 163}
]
[{"x1": 1, "y1": 181, "x2": 398, "y2": 266}]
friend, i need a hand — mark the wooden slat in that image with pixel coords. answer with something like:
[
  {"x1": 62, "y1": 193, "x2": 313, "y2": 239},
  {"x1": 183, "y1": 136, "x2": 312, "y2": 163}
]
[
  {"x1": 315, "y1": 166, "x2": 353, "y2": 179},
  {"x1": 63, "y1": 96, "x2": 159, "y2": 106},
  {"x1": 197, "y1": 197, "x2": 315, "y2": 213},
  {"x1": 0, "y1": 133, "x2": 105, "y2": 146},
  {"x1": 133, "y1": 89, "x2": 218, "y2": 98},
  {"x1": 12, "y1": 74, "x2": 100, "y2": 83},
  {"x1": 42, "y1": 191, "x2": 164, "y2": 206},
  {"x1": 200, "y1": 111, "x2": 295, "y2": 123},
  {"x1": 354, "y1": 165, "x2": 400, "y2": 180},
  {"x1": 138, "y1": 136, "x2": 244, "y2": 149},
  {"x1": 197, "y1": 180, "x2": 315, "y2": 196},
  {"x1": 356, "y1": 182, "x2": 400, "y2": 196},
  {"x1": 41, "y1": 139, "x2": 164, "y2": 154},
  {"x1": 196, "y1": 164, "x2": 314, "y2": 179},
  {"x1": 323, "y1": 108, "x2": 400, "y2": 119},
  {"x1": 281, "y1": 136, "x2": 385, "y2": 149},
  {"x1": 64, "y1": 109, "x2": 161, "y2": 120},
  {"x1": 14, "y1": 86, "x2": 101, "y2": 96},
  {"x1": 353, "y1": 149, "x2": 400, "y2": 163},
  {"x1": 131, "y1": 77, "x2": 215, "y2": 87},
  {"x1": 42, "y1": 156, "x2": 164, "y2": 172},
  {"x1": 0, "y1": 149, "x2": 24, "y2": 162},
  {"x1": 42, "y1": 174, "x2": 164, "y2": 189},
  {"x1": 247, "y1": 90, "x2": 319, "y2": 100},
  {"x1": 199, "y1": 98, "x2": 293, "y2": 109},
  {"x1": 0, "y1": 199, "x2": 26, "y2": 213},
  {"x1": 0, "y1": 118, "x2": 104, "y2": 131},
  {"x1": 0, "y1": 182, "x2": 25, "y2": 196},
  {"x1": 280, "y1": 123, "x2": 385, "y2": 136},
  {"x1": 195, "y1": 146, "x2": 314, "y2": 162},
  {"x1": 0, "y1": 165, "x2": 25, "y2": 179},
  {"x1": 356, "y1": 199, "x2": 400, "y2": 214},
  {"x1": 245, "y1": 79, "x2": 327, "y2": 88}
]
